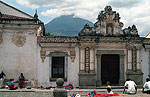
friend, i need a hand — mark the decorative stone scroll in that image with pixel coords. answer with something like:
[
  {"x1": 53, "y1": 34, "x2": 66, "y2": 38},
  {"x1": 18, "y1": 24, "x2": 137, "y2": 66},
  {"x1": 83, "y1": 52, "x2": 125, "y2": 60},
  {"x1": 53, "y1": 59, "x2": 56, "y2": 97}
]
[
  {"x1": 123, "y1": 25, "x2": 138, "y2": 36},
  {"x1": 0, "y1": 31, "x2": 2, "y2": 44},
  {"x1": 70, "y1": 49, "x2": 76, "y2": 62},
  {"x1": 12, "y1": 33, "x2": 26, "y2": 47},
  {"x1": 79, "y1": 5, "x2": 139, "y2": 37},
  {"x1": 40, "y1": 50, "x2": 46, "y2": 63}
]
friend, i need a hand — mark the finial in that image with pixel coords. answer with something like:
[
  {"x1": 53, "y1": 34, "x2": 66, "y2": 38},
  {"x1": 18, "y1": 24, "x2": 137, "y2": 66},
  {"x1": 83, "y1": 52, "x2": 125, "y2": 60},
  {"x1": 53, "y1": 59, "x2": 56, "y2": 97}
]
[
  {"x1": 104, "y1": 5, "x2": 112, "y2": 12},
  {"x1": 34, "y1": 9, "x2": 38, "y2": 19}
]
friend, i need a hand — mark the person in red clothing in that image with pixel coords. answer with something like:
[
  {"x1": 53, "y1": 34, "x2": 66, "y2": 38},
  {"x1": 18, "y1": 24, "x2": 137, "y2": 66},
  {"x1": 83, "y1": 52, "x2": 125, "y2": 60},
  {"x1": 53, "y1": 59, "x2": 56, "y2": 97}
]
[
  {"x1": 18, "y1": 73, "x2": 25, "y2": 88},
  {"x1": 8, "y1": 79, "x2": 18, "y2": 90}
]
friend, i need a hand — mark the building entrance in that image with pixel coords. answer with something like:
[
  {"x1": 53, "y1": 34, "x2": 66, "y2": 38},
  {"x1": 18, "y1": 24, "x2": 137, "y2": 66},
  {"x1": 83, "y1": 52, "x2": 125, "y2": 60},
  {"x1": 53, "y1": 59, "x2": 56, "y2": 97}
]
[{"x1": 101, "y1": 54, "x2": 120, "y2": 85}]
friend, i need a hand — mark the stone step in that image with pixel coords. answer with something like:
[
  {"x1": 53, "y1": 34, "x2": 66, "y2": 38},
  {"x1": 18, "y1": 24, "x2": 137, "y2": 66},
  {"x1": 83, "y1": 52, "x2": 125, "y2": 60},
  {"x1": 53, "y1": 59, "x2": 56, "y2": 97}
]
[{"x1": 97, "y1": 86, "x2": 124, "y2": 89}]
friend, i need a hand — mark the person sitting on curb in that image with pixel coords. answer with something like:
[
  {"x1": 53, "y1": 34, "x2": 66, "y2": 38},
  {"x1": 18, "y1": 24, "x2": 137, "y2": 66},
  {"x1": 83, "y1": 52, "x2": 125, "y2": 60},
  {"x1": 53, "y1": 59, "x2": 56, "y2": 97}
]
[
  {"x1": 8, "y1": 79, "x2": 18, "y2": 90},
  {"x1": 106, "y1": 85, "x2": 114, "y2": 94},
  {"x1": 123, "y1": 78, "x2": 137, "y2": 94},
  {"x1": 19, "y1": 73, "x2": 25, "y2": 88},
  {"x1": 0, "y1": 71, "x2": 6, "y2": 88},
  {"x1": 143, "y1": 78, "x2": 150, "y2": 94},
  {"x1": 0, "y1": 71, "x2": 6, "y2": 79}
]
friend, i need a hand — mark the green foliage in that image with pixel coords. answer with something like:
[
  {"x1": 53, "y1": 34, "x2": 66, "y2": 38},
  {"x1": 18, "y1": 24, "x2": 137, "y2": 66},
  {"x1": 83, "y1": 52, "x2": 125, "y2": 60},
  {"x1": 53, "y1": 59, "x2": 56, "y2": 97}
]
[{"x1": 45, "y1": 32, "x2": 53, "y2": 36}]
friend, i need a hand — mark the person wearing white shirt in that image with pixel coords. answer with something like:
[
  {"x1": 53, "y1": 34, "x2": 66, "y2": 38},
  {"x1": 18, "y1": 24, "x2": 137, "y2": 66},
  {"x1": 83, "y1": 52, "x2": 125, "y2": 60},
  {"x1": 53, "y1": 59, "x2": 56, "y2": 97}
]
[
  {"x1": 123, "y1": 79, "x2": 137, "y2": 94},
  {"x1": 143, "y1": 78, "x2": 150, "y2": 94}
]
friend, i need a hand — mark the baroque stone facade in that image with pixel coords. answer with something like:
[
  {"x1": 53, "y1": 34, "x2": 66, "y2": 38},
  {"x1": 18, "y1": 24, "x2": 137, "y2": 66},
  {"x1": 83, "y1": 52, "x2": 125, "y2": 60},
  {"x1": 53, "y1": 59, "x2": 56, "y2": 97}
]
[
  {"x1": 1, "y1": 1, "x2": 150, "y2": 88},
  {"x1": 37, "y1": 6, "x2": 150, "y2": 88}
]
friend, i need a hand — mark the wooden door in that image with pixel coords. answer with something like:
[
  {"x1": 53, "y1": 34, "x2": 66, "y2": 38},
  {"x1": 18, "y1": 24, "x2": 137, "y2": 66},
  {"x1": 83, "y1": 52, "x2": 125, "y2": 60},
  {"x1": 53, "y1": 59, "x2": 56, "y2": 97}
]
[{"x1": 101, "y1": 54, "x2": 120, "y2": 85}]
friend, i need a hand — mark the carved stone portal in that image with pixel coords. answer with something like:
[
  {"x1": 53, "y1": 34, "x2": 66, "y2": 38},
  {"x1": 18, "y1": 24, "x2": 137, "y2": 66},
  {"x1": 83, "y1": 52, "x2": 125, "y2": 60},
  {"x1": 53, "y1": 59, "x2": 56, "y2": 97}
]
[{"x1": 12, "y1": 33, "x2": 26, "y2": 47}]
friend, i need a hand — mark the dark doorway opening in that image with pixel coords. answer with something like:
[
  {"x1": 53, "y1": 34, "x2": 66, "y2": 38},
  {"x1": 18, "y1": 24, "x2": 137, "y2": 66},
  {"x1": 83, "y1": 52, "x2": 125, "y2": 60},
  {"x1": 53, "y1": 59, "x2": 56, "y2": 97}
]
[
  {"x1": 52, "y1": 57, "x2": 65, "y2": 78},
  {"x1": 101, "y1": 54, "x2": 120, "y2": 85}
]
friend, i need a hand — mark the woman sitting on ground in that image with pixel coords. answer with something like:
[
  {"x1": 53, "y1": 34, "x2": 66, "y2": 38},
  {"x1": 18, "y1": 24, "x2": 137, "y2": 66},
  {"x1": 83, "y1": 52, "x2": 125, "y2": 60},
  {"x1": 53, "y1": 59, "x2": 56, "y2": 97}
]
[
  {"x1": 19, "y1": 73, "x2": 25, "y2": 88},
  {"x1": 8, "y1": 79, "x2": 18, "y2": 90}
]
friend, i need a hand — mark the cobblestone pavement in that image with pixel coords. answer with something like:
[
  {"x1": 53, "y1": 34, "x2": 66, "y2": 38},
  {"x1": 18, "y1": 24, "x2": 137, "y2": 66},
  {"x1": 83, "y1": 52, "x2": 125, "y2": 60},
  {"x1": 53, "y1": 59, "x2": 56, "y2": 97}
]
[{"x1": 0, "y1": 88, "x2": 149, "y2": 97}]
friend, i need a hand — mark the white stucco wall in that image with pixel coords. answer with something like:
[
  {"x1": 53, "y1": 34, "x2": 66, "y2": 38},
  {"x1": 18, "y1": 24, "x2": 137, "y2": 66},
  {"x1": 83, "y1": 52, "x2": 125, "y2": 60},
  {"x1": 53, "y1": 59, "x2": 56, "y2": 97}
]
[
  {"x1": 37, "y1": 47, "x2": 52, "y2": 87},
  {"x1": 37, "y1": 46, "x2": 79, "y2": 87},
  {"x1": 141, "y1": 48, "x2": 149, "y2": 83},
  {"x1": 0, "y1": 24, "x2": 38, "y2": 81},
  {"x1": 67, "y1": 47, "x2": 79, "y2": 87}
]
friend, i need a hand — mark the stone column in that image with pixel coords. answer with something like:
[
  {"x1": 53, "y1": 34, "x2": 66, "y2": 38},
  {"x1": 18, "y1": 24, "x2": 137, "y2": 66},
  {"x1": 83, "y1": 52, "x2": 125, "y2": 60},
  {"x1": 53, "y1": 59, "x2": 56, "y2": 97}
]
[
  {"x1": 96, "y1": 54, "x2": 102, "y2": 86},
  {"x1": 80, "y1": 49, "x2": 85, "y2": 71},
  {"x1": 119, "y1": 54, "x2": 125, "y2": 85},
  {"x1": 90, "y1": 49, "x2": 95, "y2": 72},
  {"x1": 128, "y1": 50, "x2": 132, "y2": 70},
  {"x1": 126, "y1": 45, "x2": 143, "y2": 85},
  {"x1": 132, "y1": 48, "x2": 137, "y2": 72},
  {"x1": 136, "y1": 48, "x2": 141, "y2": 70}
]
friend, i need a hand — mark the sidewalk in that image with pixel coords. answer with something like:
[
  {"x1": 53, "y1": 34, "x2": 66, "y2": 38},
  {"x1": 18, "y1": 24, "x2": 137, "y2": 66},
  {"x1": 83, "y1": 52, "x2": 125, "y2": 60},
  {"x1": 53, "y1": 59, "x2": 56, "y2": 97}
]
[{"x1": 0, "y1": 88, "x2": 149, "y2": 97}]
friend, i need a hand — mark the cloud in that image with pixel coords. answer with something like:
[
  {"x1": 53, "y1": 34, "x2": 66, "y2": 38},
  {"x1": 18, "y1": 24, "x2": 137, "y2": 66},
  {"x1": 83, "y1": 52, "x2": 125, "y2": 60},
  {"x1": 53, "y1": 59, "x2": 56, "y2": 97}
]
[
  {"x1": 108, "y1": 0, "x2": 141, "y2": 8},
  {"x1": 16, "y1": 0, "x2": 39, "y2": 9},
  {"x1": 15, "y1": 0, "x2": 150, "y2": 36},
  {"x1": 115, "y1": 0, "x2": 150, "y2": 36},
  {"x1": 39, "y1": 0, "x2": 108, "y2": 22}
]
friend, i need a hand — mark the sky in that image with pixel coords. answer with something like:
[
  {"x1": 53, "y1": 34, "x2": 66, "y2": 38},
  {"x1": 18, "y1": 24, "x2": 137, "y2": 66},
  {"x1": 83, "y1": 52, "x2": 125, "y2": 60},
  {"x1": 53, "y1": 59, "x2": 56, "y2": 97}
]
[{"x1": 1, "y1": 0, "x2": 150, "y2": 36}]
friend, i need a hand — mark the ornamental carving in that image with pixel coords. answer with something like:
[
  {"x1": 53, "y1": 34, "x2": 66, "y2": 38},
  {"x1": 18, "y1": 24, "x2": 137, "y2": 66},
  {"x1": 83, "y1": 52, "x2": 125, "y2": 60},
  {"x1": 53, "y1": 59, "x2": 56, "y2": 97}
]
[
  {"x1": 40, "y1": 50, "x2": 46, "y2": 63},
  {"x1": 70, "y1": 49, "x2": 76, "y2": 62},
  {"x1": 12, "y1": 33, "x2": 26, "y2": 47},
  {"x1": 85, "y1": 47, "x2": 90, "y2": 73},
  {"x1": 78, "y1": 6, "x2": 139, "y2": 37},
  {"x1": 38, "y1": 37, "x2": 78, "y2": 43},
  {"x1": 0, "y1": 32, "x2": 2, "y2": 44}
]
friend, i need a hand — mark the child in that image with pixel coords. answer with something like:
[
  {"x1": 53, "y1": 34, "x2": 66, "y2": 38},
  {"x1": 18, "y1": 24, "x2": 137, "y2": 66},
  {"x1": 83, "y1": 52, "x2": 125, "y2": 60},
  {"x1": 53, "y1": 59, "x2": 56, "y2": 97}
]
[
  {"x1": 19, "y1": 73, "x2": 25, "y2": 88},
  {"x1": 106, "y1": 85, "x2": 114, "y2": 94}
]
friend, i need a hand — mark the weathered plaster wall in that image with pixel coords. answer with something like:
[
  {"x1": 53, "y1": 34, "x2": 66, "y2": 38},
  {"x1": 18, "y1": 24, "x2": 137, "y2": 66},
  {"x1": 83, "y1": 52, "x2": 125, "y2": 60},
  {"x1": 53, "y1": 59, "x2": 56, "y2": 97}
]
[
  {"x1": 37, "y1": 48, "x2": 52, "y2": 87},
  {"x1": 0, "y1": 24, "x2": 38, "y2": 81},
  {"x1": 67, "y1": 46, "x2": 79, "y2": 87},
  {"x1": 141, "y1": 48, "x2": 149, "y2": 83}
]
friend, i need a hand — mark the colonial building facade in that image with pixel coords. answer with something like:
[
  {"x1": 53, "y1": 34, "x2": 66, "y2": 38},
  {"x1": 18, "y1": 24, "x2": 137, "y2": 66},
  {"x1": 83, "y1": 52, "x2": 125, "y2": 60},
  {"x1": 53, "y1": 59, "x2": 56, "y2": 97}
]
[{"x1": 0, "y1": 1, "x2": 150, "y2": 88}]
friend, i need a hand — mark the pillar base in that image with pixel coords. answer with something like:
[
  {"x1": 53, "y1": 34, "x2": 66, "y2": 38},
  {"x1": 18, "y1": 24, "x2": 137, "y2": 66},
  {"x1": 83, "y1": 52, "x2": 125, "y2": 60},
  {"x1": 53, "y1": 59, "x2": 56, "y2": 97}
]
[
  {"x1": 79, "y1": 73, "x2": 96, "y2": 89},
  {"x1": 96, "y1": 80, "x2": 102, "y2": 87},
  {"x1": 119, "y1": 79, "x2": 125, "y2": 85},
  {"x1": 126, "y1": 70, "x2": 143, "y2": 85}
]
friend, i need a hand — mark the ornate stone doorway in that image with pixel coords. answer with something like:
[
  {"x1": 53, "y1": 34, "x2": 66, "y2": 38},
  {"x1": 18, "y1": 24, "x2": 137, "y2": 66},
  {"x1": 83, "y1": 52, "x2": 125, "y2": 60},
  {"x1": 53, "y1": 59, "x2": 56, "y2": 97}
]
[
  {"x1": 101, "y1": 54, "x2": 120, "y2": 85},
  {"x1": 96, "y1": 50, "x2": 125, "y2": 86}
]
